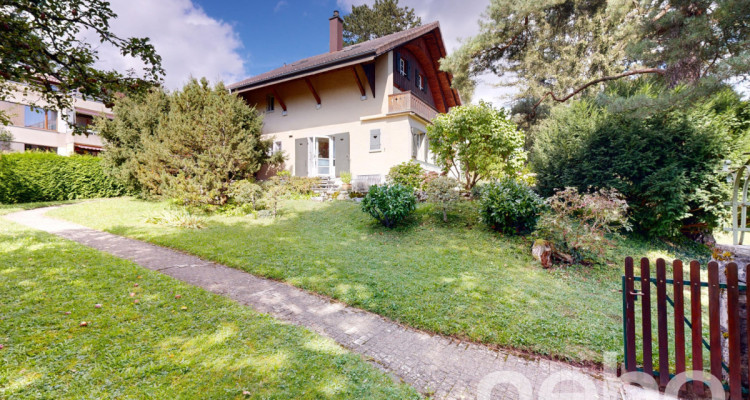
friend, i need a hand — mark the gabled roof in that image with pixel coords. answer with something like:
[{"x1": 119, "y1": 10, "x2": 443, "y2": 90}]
[{"x1": 229, "y1": 22, "x2": 443, "y2": 92}]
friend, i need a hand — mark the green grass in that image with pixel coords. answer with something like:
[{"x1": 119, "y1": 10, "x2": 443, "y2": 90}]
[
  {"x1": 0, "y1": 199, "x2": 80, "y2": 216},
  {"x1": 49, "y1": 197, "x2": 710, "y2": 364},
  {"x1": 0, "y1": 218, "x2": 420, "y2": 399}
]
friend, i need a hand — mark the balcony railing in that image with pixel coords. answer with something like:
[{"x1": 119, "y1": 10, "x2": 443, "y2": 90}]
[{"x1": 388, "y1": 91, "x2": 439, "y2": 122}]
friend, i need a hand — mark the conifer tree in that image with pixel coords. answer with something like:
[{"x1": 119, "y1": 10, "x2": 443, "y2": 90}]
[
  {"x1": 99, "y1": 78, "x2": 282, "y2": 206},
  {"x1": 343, "y1": 0, "x2": 421, "y2": 45},
  {"x1": 443, "y1": 0, "x2": 750, "y2": 117}
]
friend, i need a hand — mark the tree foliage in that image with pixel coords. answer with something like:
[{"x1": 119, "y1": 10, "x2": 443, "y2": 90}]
[
  {"x1": 98, "y1": 78, "x2": 282, "y2": 207},
  {"x1": 0, "y1": 128, "x2": 12, "y2": 152},
  {"x1": 532, "y1": 84, "x2": 750, "y2": 237},
  {"x1": 0, "y1": 0, "x2": 163, "y2": 127},
  {"x1": 427, "y1": 101, "x2": 526, "y2": 190},
  {"x1": 442, "y1": 0, "x2": 750, "y2": 116},
  {"x1": 342, "y1": 0, "x2": 421, "y2": 45}
]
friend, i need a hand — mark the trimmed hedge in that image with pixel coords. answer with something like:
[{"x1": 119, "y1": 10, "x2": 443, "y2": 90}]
[{"x1": 0, "y1": 152, "x2": 128, "y2": 204}]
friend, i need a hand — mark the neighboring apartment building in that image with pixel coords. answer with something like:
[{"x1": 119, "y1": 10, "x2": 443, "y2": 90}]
[
  {"x1": 0, "y1": 82, "x2": 109, "y2": 156},
  {"x1": 229, "y1": 11, "x2": 461, "y2": 184}
]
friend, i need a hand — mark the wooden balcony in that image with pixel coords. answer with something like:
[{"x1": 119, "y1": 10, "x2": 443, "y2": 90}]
[{"x1": 387, "y1": 91, "x2": 439, "y2": 122}]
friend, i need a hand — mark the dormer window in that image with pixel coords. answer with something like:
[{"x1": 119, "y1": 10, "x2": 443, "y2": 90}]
[{"x1": 266, "y1": 95, "x2": 275, "y2": 112}]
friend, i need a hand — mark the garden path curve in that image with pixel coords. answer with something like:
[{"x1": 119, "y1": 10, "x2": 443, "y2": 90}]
[{"x1": 4, "y1": 206, "x2": 626, "y2": 400}]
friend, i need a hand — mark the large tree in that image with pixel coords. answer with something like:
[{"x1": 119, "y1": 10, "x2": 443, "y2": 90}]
[
  {"x1": 0, "y1": 0, "x2": 163, "y2": 127},
  {"x1": 442, "y1": 0, "x2": 750, "y2": 117},
  {"x1": 427, "y1": 101, "x2": 526, "y2": 190},
  {"x1": 343, "y1": 0, "x2": 422, "y2": 45},
  {"x1": 98, "y1": 79, "x2": 282, "y2": 206}
]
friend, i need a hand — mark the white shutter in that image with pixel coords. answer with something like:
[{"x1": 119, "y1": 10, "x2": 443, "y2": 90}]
[{"x1": 370, "y1": 129, "x2": 381, "y2": 151}]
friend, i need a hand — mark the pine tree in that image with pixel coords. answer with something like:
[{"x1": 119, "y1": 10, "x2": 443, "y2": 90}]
[
  {"x1": 343, "y1": 0, "x2": 421, "y2": 45},
  {"x1": 99, "y1": 78, "x2": 282, "y2": 206},
  {"x1": 442, "y1": 0, "x2": 750, "y2": 116}
]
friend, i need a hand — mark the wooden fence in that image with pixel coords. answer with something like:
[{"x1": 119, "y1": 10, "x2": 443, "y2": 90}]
[{"x1": 623, "y1": 257, "x2": 748, "y2": 398}]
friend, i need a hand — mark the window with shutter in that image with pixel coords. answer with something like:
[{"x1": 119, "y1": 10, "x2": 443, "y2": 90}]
[{"x1": 369, "y1": 129, "x2": 381, "y2": 151}]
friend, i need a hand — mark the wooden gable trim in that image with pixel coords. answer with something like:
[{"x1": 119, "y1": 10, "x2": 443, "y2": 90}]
[
  {"x1": 402, "y1": 38, "x2": 447, "y2": 113},
  {"x1": 271, "y1": 87, "x2": 287, "y2": 112},
  {"x1": 351, "y1": 66, "x2": 366, "y2": 98},
  {"x1": 361, "y1": 62, "x2": 376, "y2": 98},
  {"x1": 303, "y1": 77, "x2": 321, "y2": 106}
]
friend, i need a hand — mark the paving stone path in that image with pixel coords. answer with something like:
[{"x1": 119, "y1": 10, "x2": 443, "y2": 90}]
[{"x1": 5, "y1": 206, "x2": 626, "y2": 399}]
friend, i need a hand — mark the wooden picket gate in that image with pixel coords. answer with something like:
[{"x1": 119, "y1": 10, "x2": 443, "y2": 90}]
[{"x1": 622, "y1": 257, "x2": 749, "y2": 398}]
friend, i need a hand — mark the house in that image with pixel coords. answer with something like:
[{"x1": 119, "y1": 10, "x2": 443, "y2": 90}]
[
  {"x1": 0, "y1": 81, "x2": 109, "y2": 156},
  {"x1": 229, "y1": 11, "x2": 460, "y2": 185}
]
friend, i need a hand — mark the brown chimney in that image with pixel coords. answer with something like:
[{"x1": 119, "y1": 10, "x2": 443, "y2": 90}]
[{"x1": 329, "y1": 10, "x2": 343, "y2": 52}]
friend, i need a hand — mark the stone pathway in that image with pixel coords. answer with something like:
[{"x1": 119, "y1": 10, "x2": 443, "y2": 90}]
[{"x1": 4, "y1": 206, "x2": 626, "y2": 400}]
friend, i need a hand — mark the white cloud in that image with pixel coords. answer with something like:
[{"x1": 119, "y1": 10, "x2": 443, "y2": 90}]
[
  {"x1": 81, "y1": 0, "x2": 246, "y2": 90},
  {"x1": 336, "y1": 0, "x2": 517, "y2": 107},
  {"x1": 274, "y1": 1, "x2": 289, "y2": 13}
]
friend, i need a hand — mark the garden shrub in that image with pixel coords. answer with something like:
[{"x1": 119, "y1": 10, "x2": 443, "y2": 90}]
[
  {"x1": 229, "y1": 179, "x2": 264, "y2": 210},
  {"x1": 425, "y1": 176, "x2": 460, "y2": 222},
  {"x1": 262, "y1": 177, "x2": 288, "y2": 217},
  {"x1": 0, "y1": 152, "x2": 127, "y2": 204},
  {"x1": 361, "y1": 183, "x2": 417, "y2": 228},
  {"x1": 477, "y1": 178, "x2": 544, "y2": 234},
  {"x1": 536, "y1": 187, "x2": 631, "y2": 264},
  {"x1": 532, "y1": 86, "x2": 749, "y2": 237},
  {"x1": 387, "y1": 161, "x2": 425, "y2": 189},
  {"x1": 287, "y1": 176, "x2": 318, "y2": 197}
]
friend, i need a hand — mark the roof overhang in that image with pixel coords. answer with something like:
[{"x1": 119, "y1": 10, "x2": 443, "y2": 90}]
[{"x1": 232, "y1": 54, "x2": 377, "y2": 94}]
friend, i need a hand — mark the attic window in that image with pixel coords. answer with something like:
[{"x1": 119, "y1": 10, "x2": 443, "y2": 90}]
[
  {"x1": 399, "y1": 58, "x2": 407, "y2": 77},
  {"x1": 416, "y1": 72, "x2": 424, "y2": 91},
  {"x1": 266, "y1": 95, "x2": 274, "y2": 112}
]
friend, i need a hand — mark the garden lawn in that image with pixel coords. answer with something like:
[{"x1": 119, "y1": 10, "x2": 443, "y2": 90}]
[
  {"x1": 49, "y1": 197, "x2": 710, "y2": 364},
  {"x1": 0, "y1": 217, "x2": 420, "y2": 399}
]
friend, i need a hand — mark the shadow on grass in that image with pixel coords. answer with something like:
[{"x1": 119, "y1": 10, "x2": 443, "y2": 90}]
[
  {"x1": 91, "y1": 200, "x2": 622, "y2": 363},
  {"x1": 0, "y1": 223, "x2": 419, "y2": 399},
  {"x1": 50, "y1": 198, "x2": 713, "y2": 364}
]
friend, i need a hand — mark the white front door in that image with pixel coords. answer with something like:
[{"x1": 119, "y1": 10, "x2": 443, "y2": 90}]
[{"x1": 309, "y1": 136, "x2": 335, "y2": 177}]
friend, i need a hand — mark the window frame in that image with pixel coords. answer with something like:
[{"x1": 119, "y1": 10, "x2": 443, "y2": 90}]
[
  {"x1": 266, "y1": 95, "x2": 275, "y2": 112},
  {"x1": 398, "y1": 58, "x2": 407, "y2": 77},
  {"x1": 23, "y1": 105, "x2": 58, "y2": 132}
]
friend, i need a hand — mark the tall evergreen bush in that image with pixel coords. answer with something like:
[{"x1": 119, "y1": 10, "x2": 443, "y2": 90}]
[{"x1": 532, "y1": 86, "x2": 750, "y2": 237}]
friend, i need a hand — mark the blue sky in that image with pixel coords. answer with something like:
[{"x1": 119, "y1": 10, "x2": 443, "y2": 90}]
[
  {"x1": 193, "y1": 0, "x2": 345, "y2": 77},
  {"x1": 91, "y1": 0, "x2": 511, "y2": 105}
]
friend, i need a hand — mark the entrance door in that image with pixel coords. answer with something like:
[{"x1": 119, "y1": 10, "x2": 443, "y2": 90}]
[{"x1": 311, "y1": 136, "x2": 334, "y2": 177}]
